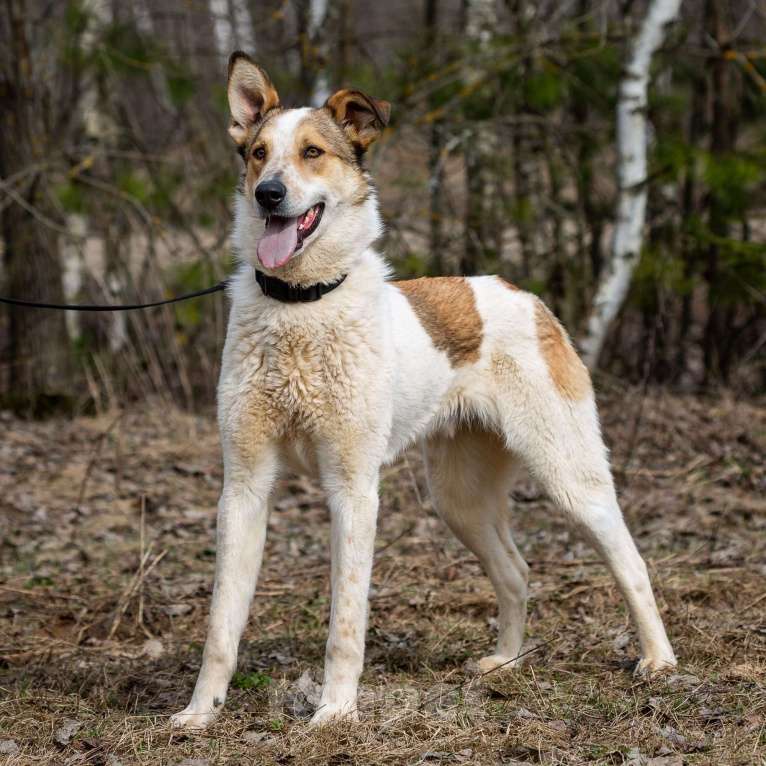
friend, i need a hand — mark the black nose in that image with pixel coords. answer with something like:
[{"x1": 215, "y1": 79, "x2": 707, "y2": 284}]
[{"x1": 255, "y1": 179, "x2": 287, "y2": 211}]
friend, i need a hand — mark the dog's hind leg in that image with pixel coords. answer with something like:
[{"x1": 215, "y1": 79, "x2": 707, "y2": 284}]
[
  {"x1": 171, "y1": 443, "x2": 279, "y2": 730},
  {"x1": 492, "y1": 351, "x2": 676, "y2": 674},
  {"x1": 424, "y1": 428, "x2": 529, "y2": 672}
]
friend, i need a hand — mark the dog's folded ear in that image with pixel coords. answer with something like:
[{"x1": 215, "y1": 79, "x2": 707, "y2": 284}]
[
  {"x1": 324, "y1": 89, "x2": 391, "y2": 153},
  {"x1": 227, "y1": 52, "x2": 280, "y2": 149}
]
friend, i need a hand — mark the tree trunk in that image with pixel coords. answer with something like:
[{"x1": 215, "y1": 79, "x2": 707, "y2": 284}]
[
  {"x1": 702, "y1": 0, "x2": 739, "y2": 384},
  {"x1": 0, "y1": 0, "x2": 71, "y2": 410},
  {"x1": 335, "y1": 0, "x2": 352, "y2": 86},
  {"x1": 209, "y1": 0, "x2": 255, "y2": 62},
  {"x1": 425, "y1": 0, "x2": 446, "y2": 274},
  {"x1": 461, "y1": 0, "x2": 497, "y2": 276},
  {"x1": 293, "y1": 0, "x2": 330, "y2": 106},
  {"x1": 675, "y1": 48, "x2": 706, "y2": 381},
  {"x1": 509, "y1": 0, "x2": 537, "y2": 282},
  {"x1": 572, "y1": 0, "x2": 603, "y2": 317},
  {"x1": 580, "y1": 0, "x2": 683, "y2": 370}
]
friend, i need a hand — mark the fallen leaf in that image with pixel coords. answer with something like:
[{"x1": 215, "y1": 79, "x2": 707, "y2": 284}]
[
  {"x1": 0, "y1": 740, "x2": 19, "y2": 755},
  {"x1": 647, "y1": 756, "x2": 683, "y2": 766},
  {"x1": 295, "y1": 669, "x2": 322, "y2": 706},
  {"x1": 658, "y1": 725, "x2": 687, "y2": 747},
  {"x1": 54, "y1": 719, "x2": 81, "y2": 746},
  {"x1": 142, "y1": 638, "x2": 164, "y2": 659},
  {"x1": 242, "y1": 730, "x2": 271, "y2": 745}
]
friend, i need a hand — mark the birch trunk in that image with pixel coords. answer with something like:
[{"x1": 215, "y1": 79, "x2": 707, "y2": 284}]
[
  {"x1": 308, "y1": 0, "x2": 330, "y2": 107},
  {"x1": 580, "y1": 0, "x2": 682, "y2": 370},
  {"x1": 210, "y1": 0, "x2": 255, "y2": 62}
]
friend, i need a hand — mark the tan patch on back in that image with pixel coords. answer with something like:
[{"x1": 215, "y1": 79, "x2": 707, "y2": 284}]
[
  {"x1": 534, "y1": 300, "x2": 591, "y2": 400},
  {"x1": 395, "y1": 277, "x2": 483, "y2": 366}
]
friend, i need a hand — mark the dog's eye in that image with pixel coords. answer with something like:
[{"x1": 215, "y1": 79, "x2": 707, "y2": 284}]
[
  {"x1": 252, "y1": 146, "x2": 266, "y2": 161},
  {"x1": 304, "y1": 145, "x2": 324, "y2": 159}
]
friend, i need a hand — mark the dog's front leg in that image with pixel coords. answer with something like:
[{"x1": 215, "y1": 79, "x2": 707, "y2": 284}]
[
  {"x1": 311, "y1": 462, "x2": 380, "y2": 726},
  {"x1": 171, "y1": 445, "x2": 278, "y2": 730}
]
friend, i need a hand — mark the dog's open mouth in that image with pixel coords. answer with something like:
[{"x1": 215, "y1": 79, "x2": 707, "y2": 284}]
[{"x1": 257, "y1": 203, "x2": 324, "y2": 269}]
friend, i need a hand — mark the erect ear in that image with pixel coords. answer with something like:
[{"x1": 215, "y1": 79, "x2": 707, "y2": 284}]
[
  {"x1": 227, "y1": 51, "x2": 280, "y2": 148},
  {"x1": 324, "y1": 89, "x2": 391, "y2": 153}
]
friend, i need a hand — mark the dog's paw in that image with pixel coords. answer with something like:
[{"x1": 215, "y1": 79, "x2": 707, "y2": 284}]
[
  {"x1": 170, "y1": 706, "x2": 219, "y2": 730},
  {"x1": 476, "y1": 653, "x2": 520, "y2": 675},
  {"x1": 633, "y1": 655, "x2": 677, "y2": 678},
  {"x1": 308, "y1": 702, "x2": 359, "y2": 727}
]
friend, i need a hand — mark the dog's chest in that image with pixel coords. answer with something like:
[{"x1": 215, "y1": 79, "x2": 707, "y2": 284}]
[{"x1": 222, "y1": 311, "x2": 375, "y2": 434}]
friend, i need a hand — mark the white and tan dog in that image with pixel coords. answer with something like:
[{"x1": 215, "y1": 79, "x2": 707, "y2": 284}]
[{"x1": 171, "y1": 52, "x2": 675, "y2": 729}]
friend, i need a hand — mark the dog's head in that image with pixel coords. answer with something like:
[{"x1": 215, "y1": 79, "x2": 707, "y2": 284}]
[{"x1": 227, "y1": 52, "x2": 390, "y2": 284}]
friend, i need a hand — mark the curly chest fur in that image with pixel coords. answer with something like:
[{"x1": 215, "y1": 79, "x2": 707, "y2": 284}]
[{"x1": 221, "y1": 313, "x2": 378, "y2": 437}]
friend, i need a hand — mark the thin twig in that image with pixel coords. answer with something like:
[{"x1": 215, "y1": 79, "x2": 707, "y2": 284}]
[
  {"x1": 107, "y1": 548, "x2": 167, "y2": 640},
  {"x1": 375, "y1": 523, "x2": 416, "y2": 558},
  {"x1": 417, "y1": 636, "x2": 557, "y2": 711},
  {"x1": 76, "y1": 412, "x2": 125, "y2": 510},
  {"x1": 742, "y1": 591, "x2": 766, "y2": 613},
  {"x1": 137, "y1": 496, "x2": 154, "y2": 639},
  {"x1": 0, "y1": 585, "x2": 85, "y2": 603}
]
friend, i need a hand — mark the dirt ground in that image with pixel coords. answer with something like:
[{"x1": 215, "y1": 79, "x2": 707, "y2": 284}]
[{"x1": 1, "y1": 385, "x2": 764, "y2": 765}]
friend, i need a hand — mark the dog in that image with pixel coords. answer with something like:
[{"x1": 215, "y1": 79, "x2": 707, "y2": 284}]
[{"x1": 171, "y1": 51, "x2": 676, "y2": 729}]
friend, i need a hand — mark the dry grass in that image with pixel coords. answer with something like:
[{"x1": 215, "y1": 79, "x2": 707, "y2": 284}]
[{"x1": 1, "y1": 387, "x2": 764, "y2": 765}]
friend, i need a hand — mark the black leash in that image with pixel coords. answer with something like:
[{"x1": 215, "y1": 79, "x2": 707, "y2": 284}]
[
  {"x1": 0, "y1": 281, "x2": 228, "y2": 312},
  {"x1": 0, "y1": 269, "x2": 349, "y2": 312}
]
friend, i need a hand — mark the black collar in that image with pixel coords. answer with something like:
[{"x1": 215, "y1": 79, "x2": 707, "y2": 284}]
[{"x1": 254, "y1": 269, "x2": 347, "y2": 303}]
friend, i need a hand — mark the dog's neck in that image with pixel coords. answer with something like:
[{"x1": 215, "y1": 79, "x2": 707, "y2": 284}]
[
  {"x1": 231, "y1": 191, "x2": 384, "y2": 289},
  {"x1": 228, "y1": 247, "x2": 389, "y2": 319},
  {"x1": 254, "y1": 269, "x2": 348, "y2": 303}
]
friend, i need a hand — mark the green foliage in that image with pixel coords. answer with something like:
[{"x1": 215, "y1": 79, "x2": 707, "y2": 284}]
[
  {"x1": 633, "y1": 244, "x2": 690, "y2": 309},
  {"x1": 166, "y1": 73, "x2": 196, "y2": 107},
  {"x1": 99, "y1": 22, "x2": 159, "y2": 76},
  {"x1": 116, "y1": 171, "x2": 151, "y2": 206},
  {"x1": 197, "y1": 169, "x2": 237, "y2": 223},
  {"x1": 519, "y1": 278, "x2": 546, "y2": 296},
  {"x1": 25, "y1": 576, "x2": 54, "y2": 588},
  {"x1": 564, "y1": 42, "x2": 621, "y2": 113},
  {"x1": 55, "y1": 181, "x2": 87, "y2": 214},
  {"x1": 231, "y1": 671, "x2": 271, "y2": 691},
  {"x1": 396, "y1": 252, "x2": 430, "y2": 278},
  {"x1": 652, "y1": 136, "x2": 694, "y2": 181},
  {"x1": 523, "y1": 63, "x2": 564, "y2": 112},
  {"x1": 688, "y1": 220, "x2": 766, "y2": 305},
  {"x1": 703, "y1": 152, "x2": 763, "y2": 218},
  {"x1": 169, "y1": 260, "x2": 226, "y2": 335},
  {"x1": 59, "y1": 1, "x2": 90, "y2": 69},
  {"x1": 510, "y1": 197, "x2": 534, "y2": 226}
]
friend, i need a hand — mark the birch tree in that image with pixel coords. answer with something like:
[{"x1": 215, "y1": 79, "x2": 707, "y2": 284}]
[
  {"x1": 210, "y1": 0, "x2": 255, "y2": 63},
  {"x1": 580, "y1": 0, "x2": 682, "y2": 370},
  {"x1": 308, "y1": 0, "x2": 330, "y2": 106}
]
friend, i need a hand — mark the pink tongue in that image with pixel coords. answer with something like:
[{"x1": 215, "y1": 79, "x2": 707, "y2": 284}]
[{"x1": 257, "y1": 216, "x2": 299, "y2": 269}]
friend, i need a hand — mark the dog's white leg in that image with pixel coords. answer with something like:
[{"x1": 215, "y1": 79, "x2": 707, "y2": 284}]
[
  {"x1": 425, "y1": 429, "x2": 528, "y2": 673},
  {"x1": 565, "y1": 487, "x2": 676, "y2": 675},
  {"x1": 171, "y1": 446, "x2": 278, "y2": 729},
  {"x1": 498, "y1": 395, "x2": 675, "y2": 674},
  {"x1": 310, "y1": 465, "x2": 380, "y2": 726}
]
